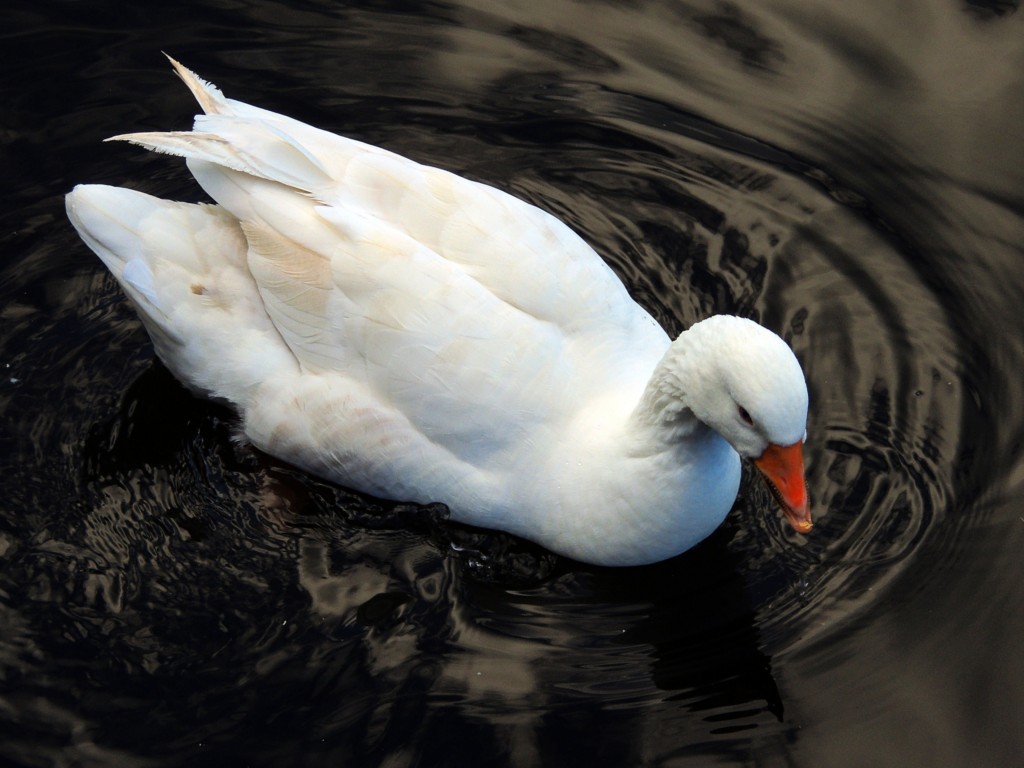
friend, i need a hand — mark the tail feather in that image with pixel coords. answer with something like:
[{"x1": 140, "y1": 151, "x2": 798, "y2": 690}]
[
  {"x1": 66, "y1": 184, "x2": 174, "y2": 318},
  {"x1": 65, "y1": 184, "x2": 293, "y2": 400}
]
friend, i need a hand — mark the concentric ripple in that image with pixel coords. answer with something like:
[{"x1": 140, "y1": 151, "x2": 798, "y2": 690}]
[{"x1": 2, "y1": 1, "x2": 1021, "y2": 765}]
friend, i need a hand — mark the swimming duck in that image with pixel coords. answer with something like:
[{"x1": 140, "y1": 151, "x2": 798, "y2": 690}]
[{"x1": 66, "y1": 58, "x2": 810, "y2": 566}]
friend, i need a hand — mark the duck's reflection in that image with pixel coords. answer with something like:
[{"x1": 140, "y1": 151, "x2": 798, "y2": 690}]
[{"x1": 283, "y1": 470, "x2": 792, "y2": 764}]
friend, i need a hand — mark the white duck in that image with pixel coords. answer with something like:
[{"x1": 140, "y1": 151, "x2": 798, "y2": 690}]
[{"x1": 66, "y1": 58, "x2": 810, "y2": 566}]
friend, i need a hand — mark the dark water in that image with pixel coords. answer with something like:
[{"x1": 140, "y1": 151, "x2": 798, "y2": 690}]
[{"x1": 3, "y1": 1, "x2": 1023, "y2": 766}]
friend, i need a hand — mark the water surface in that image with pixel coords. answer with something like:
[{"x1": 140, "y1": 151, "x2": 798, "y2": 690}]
[{"x1": 2, "y1": 1, "x2": 1023, "y2": 766}]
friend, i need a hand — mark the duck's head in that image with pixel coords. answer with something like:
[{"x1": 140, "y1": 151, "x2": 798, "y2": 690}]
[{"x1": 666, "y1": 315, "x2": 812, "y2": 533}]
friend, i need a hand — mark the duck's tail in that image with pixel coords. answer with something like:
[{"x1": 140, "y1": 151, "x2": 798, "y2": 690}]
[{"x1": 65, "y1": 184, "x2": 294, "y2": 401}]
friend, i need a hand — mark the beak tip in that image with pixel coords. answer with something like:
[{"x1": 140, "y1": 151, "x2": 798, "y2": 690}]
[
  {"x1": 792, "y1": 518, "x2": 814, "y2": 534},
  {"x1": 785, "y1": 505, "x2": 813, "y2": 534}
]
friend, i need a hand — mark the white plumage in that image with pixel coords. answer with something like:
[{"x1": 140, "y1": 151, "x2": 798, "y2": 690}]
[{"x1": 66, "y1": 58, "x2": 810, "y2": 566}]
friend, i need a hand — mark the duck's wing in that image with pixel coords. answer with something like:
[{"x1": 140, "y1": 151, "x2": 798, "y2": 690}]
[
  {"x1": 109, "y1": 60, "x2": 669, "y2": 451},
  {"x1": 113, "y1": 58, "x2": 666, "y2": 350},
  {"x1": 214, "y1": 164, "x2": 578, "y2": 452}
]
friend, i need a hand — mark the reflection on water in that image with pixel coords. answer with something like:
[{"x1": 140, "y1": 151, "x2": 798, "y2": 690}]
[{"x1": 2, "y1": 0, "x2": 1023, "y2": 766}]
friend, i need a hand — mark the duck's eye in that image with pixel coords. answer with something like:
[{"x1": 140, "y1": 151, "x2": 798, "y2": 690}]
[{"x1": 738, "y1": 405, "x2": 753, "y2": 426}]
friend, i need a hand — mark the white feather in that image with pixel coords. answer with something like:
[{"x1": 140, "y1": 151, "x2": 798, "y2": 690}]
[{"x1": 66, "y1": 58, "x2": 810, "y2": 565}]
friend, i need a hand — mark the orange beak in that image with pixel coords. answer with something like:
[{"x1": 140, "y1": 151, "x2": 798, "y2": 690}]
[{"x1": 753, "y1": 441, "x2": 812, "y2": 534}]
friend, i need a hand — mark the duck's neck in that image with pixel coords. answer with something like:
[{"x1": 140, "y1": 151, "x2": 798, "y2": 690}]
[
  {"x1": 554, "y1": 363, "x2": 739, "y2": 565},
  {"x1": 626, "y1": 331, "x2": 713, "y2": 455},
  {"x1": 501, "y1": 336, "x2": 739, "y2": 566}
]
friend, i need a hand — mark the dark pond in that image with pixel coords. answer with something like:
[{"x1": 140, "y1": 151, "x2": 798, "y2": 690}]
[{"x1": 3, "y1": 1, "x2": 1023, "y2": 766}]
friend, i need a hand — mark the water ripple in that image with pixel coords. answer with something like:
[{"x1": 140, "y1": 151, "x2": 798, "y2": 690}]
[{"x1": 2, "y1": 1, "x2": 1022, "y2": 765}]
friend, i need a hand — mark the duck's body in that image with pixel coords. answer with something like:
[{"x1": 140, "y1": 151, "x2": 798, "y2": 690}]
[{"x1": 66, "y1": 59, "x2": 810, "y2": 566}]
